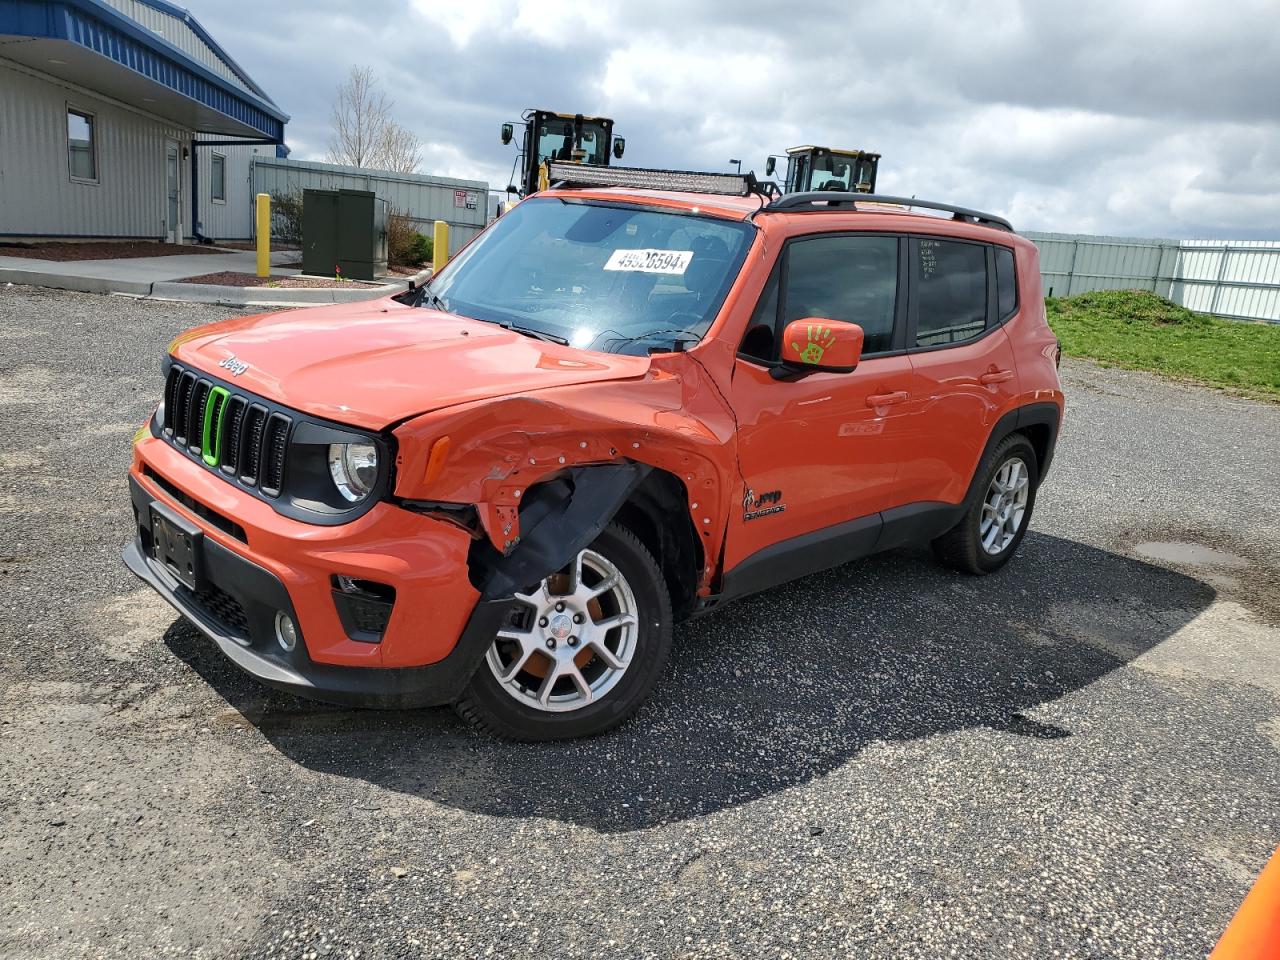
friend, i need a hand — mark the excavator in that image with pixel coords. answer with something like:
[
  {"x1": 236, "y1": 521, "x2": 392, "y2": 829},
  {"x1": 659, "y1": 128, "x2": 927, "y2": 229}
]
[
  {"x1": 765, "y1": 145, "x2": 880, "y2": 194},
  {"x1": 501, "y1": 109, "x2": 626, "y2": 198}
]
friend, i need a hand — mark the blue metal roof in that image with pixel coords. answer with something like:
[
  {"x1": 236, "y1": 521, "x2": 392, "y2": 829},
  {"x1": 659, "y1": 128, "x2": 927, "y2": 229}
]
[{"x1": 0, "y1": 0, "x2": 288, "y2": 140}]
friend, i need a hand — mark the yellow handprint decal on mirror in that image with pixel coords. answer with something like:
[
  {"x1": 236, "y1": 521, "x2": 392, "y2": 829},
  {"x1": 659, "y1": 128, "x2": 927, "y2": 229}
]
[{"x1": 792, "y1": 323, "x2": 837, "y2": 365}]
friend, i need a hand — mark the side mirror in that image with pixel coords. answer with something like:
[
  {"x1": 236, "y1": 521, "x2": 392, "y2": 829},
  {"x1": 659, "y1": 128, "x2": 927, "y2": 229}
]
[
  {"x1": 777, "y1": 318, "x2": 863, "y2": 376},
  {"x1": 612, "y1": 136, "x2": 625, "y2": 159},
  {"x1": 765, "y1": 156, "x2": 776, "y2": 177},
  {"x1": 500, "y1": 123, "x2": 513, "y2": 146}
]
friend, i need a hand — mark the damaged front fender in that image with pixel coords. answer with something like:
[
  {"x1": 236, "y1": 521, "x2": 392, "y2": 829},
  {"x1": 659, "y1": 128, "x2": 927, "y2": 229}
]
[
  {"x1": 391, "y1": 359, "x2": 740, "y2": 596},
  {"x1": 467, "y1": 463, "x2": 651, "y2": 600}
]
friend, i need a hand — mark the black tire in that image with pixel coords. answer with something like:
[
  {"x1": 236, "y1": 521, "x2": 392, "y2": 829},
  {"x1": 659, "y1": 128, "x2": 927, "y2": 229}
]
[
  {"x1": 454, "y1": 523, "x2": 673, "y2": 741},
  {"x1": 932, "y1": 433, "x2": 1040, "y2": 575}
]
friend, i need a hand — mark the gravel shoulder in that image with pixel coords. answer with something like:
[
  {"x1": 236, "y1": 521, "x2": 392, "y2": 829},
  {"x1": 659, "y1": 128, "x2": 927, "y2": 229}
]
[{"x1": 1, "y1": 285, "x2": 1277, "y2": 959}]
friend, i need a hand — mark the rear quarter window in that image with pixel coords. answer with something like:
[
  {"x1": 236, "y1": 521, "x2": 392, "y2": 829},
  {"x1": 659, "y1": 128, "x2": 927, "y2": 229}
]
[{"x1": 995, "y1": 246, "x2": 1018, "y2": 321}]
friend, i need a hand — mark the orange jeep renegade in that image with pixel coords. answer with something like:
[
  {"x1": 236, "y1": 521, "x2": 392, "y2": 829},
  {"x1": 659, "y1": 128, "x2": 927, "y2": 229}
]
[{"x1": 125, "y1": 166, "x2": 1063, "y2": 740}]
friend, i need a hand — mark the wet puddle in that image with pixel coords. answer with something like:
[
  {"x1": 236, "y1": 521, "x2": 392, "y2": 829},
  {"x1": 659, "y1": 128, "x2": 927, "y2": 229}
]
[{"x1": 1132, "y1": 541, "x2": 1249, "y2": 569}]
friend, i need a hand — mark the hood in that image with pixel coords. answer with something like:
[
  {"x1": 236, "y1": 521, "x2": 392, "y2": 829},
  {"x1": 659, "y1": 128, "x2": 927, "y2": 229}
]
[{"x1": 169, "y1": 299, "x2": 651, "y2": 430}]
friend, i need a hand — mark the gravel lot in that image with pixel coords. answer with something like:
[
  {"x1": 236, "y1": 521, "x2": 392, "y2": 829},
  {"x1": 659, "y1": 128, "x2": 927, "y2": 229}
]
[{"x1": 2, "y1": 284, "x2": 1278, "y2": 959}]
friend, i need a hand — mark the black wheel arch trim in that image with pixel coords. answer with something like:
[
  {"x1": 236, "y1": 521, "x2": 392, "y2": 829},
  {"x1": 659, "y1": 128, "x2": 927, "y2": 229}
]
[
  {"x1": 468, "y1": 462, "x2": 653, "y2": 601},
  {"x1": 968, "y1": 401, "x2": 1061, "y2": 501}
]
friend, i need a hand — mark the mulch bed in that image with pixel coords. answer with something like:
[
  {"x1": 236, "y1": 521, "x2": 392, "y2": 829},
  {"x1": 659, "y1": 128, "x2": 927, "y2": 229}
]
[
  {"x1": 0, "y1": 241, "x2": 232, "y2": 261},
  {"x1": 176, "y1": 271, "x2": 383, "y2": 289}
]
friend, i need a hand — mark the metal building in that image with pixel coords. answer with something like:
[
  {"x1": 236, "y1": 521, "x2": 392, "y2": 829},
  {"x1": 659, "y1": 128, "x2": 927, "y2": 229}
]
[
  {"x1": 1025, "y1": 232, "x2": 1280, "y2": 323},
  {"x1": 0, "y1": 0, "x2": 287, "y2": 242},
  {"x1": 250, "y1": 157, "x2": 489, "y2": 255}
]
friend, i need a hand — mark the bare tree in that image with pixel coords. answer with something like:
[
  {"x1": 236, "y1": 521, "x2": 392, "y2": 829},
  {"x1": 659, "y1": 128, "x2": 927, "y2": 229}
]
[
  {"x1": 326, "y1": 65, "x2": 420, "y2": 173},
  {"x1": 378, "y1": 122, "x2": 422, "y2": 174}
]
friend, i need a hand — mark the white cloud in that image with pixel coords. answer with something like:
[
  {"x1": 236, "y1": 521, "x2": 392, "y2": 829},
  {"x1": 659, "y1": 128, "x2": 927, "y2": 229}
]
[{"x1": 187, "y1": 0, "x2": 1280, "y2": 238}]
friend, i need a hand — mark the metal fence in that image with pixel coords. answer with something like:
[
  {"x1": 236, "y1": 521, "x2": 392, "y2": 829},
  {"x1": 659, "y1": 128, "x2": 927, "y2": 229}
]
[
  {"x1": 250, "y1": 157, "x2": 489, "y2": 255},
  {"x1": 1024, "y1": 231, "x2": 1280, "y2": 323}
]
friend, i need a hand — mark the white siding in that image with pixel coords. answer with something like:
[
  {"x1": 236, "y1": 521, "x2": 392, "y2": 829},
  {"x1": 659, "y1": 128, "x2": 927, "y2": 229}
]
[
  {"x1": 1025, "y1": 230, "x2": 1280, "y2": 323},
  {"x1": 196, "y1": 141, "x2": 276, "y2": 240},
  {"x1": 0, "y1": 60, "x2": 192, "y2": 239}
]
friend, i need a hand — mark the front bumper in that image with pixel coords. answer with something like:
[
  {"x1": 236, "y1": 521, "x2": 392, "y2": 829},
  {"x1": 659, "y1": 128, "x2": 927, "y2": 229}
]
[
  {"x1": 123, "y1": 538, "x2": 510, "y2": 708},
  {"x1": 125, "y1": 437, "x2": 510, "y2": 708}
]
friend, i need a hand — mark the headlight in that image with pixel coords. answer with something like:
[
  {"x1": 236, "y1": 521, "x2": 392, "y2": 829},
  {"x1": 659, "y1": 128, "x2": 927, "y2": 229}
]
[{"x1": 328, "y1": 442, "x2": 379, "y2": 502}]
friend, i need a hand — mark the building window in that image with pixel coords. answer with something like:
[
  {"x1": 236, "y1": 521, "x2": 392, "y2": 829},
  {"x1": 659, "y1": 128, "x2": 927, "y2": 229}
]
[
  {"x1": 211, "y1": 153, "x2": 226, "y2": 203},
  {"x1": 67, "y1": 108, "x2": 97, "y2": 182}
]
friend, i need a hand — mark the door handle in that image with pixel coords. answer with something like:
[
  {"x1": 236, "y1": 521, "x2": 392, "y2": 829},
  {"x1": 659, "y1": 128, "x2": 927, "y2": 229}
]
[
  {"x1": 866, "y1": 390, "x2": 909, "y2": 407},
  {"x1": 980, "y1": 369, "x2": 1014, "y2": 385}
]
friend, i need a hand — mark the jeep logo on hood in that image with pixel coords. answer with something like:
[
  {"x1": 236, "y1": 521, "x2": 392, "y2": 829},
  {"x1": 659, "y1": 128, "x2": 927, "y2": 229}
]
[{"x1": 219, "y1": 355, "x2": 249, "y2": 377}]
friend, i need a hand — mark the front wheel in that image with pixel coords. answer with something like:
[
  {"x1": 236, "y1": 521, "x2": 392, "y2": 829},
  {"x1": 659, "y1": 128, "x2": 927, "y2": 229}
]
[
  {"x1": 932, "y1": 433, "x2": 1040, "y2": 575},
  {"x1": 454, "y1": 523, "x2": 672, "y2": 741}
]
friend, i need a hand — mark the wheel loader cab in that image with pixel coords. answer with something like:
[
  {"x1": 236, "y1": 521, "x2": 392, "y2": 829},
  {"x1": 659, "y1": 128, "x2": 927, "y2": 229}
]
[
  {"x1": 502, "y1": 109, "x2": 625, "y2": 197},
  {"x1": 771, "y1": 146, "x2": 882, "y2": 194}
]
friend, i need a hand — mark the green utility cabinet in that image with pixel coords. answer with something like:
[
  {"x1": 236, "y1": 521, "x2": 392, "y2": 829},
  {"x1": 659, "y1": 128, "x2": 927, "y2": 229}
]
[{"x1": 301, "y1": 188, "x2": 388, "y2": 281}]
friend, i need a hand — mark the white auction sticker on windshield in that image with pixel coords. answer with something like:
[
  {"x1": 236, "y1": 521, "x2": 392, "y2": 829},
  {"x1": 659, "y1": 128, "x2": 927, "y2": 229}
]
[{"x1": 604, "y1": 249, "x2": 694, "y2": 275}]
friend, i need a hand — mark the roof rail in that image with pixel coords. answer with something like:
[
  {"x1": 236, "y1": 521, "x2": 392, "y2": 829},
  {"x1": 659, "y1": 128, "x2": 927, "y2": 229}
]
[
  {"x1": 762, "y1": 192, "x2": 1013, "y2": 232},
  {"x1": 546, "y1": 161, "x2": 778, "y2": 200}
]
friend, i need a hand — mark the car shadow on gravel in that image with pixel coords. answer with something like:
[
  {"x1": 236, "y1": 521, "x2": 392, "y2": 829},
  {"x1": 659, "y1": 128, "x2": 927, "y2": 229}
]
[{"x1": 163, "y1": 531, "x2": 1214, "y2": 833}]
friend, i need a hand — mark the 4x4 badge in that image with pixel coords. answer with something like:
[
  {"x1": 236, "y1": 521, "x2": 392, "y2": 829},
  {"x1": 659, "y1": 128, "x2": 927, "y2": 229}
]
[{"x1": 219, "y1": 355, "x2": 249, "y2": 376}]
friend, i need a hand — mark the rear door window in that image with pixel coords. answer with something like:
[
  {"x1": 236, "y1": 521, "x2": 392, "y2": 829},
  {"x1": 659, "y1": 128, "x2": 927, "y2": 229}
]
[{"x1": 910, "y1": 238, "x2": 988, "y2": 347}]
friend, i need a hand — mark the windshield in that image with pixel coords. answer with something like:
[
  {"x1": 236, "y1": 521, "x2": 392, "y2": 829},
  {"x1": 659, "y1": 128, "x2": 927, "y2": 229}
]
[
  {"x1": 536, "y1": 118, "x2": 610, "y2": 167},
  {"x1": 810, "y1": 154, "x2": 876, "y2": 191},
  {"x1": 423, "y1": 197, "x2": 755, "y2": 355}
]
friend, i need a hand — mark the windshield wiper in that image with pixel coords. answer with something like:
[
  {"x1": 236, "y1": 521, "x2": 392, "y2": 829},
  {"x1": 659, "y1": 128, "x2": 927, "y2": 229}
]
[
  {"x1": 497, "y1": 322, "x2": 569, "y2": 345},
  {"x1": 416, "y1": 292, "x2": 567, "y2": 344}
]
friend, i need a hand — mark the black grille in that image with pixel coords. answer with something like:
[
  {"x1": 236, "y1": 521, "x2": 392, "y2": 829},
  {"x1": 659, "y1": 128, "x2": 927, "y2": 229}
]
[
  {"x1": 142, "y1": 465, "x2": 247, "y2": 542},
  {"x1": 191, "y1": 584, "x2": 250, "y2": 638},
  {"x1": 240, "y1": 404, "x2": 268, "y2": 485},
  {"x1": 331, "y1": 577, "x2": 395, "y2": 643},
  {"x1": 170, "y1": 370, "x2": 197, "y2": 444},
  {"x1": 161, "y1": 366, "x2": 291, "y2": 498},
  {"x1": 260, "y1": 413, "x2": 290, "y2": 495},
  {"x1": 220, "y1": 396, "x2": 247, "y2": 476},
  {"x1": 345, "y1": 595, "x2": 393, "y2": 634},
  {"x1": 187, "y1": 379, "x2": 211, "y2": 454}
]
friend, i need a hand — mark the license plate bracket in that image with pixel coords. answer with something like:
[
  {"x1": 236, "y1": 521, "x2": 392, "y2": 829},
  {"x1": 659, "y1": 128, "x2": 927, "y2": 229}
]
[{"x1": 148, "y1": 500, "x2": 203, "y2": 591}]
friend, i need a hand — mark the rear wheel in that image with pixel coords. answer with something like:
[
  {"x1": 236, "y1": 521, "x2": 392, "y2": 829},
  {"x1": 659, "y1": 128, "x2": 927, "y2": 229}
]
[
  {"x1": 932, "y1": 433, "x2": 1039, "y2": 575},
  {"x1": 455, "y1": 523, "x2": 672, "y2": 741}
]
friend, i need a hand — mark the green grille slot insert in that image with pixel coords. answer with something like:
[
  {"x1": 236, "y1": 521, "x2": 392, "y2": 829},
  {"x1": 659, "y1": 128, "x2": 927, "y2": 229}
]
[{"x1": 202, "y1": 387, "x2": 230, "y2": 466}]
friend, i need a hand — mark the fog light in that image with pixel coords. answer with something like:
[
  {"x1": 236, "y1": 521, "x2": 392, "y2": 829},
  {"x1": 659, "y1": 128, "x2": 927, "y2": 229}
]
[{"x1": 274, "y1": 611, "x2": 297, "y2": 652}]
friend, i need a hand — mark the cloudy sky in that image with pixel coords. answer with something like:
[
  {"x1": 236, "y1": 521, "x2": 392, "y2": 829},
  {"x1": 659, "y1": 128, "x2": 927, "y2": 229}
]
[{"x1": 189, "y1": 0, "x2": 1279, "y2": 239}]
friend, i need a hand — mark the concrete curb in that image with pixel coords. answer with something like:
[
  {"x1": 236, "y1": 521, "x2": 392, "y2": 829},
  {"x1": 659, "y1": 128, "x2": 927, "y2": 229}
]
[
  {"x1": 148, "y1": 278, "x2": 407, "y2": 307},
  {"x1": 3, "y1": 266, "x2": 433, "y2": 308},
  {"x1": 0, "y1": 268, "x2": 153, "y2": 296}
]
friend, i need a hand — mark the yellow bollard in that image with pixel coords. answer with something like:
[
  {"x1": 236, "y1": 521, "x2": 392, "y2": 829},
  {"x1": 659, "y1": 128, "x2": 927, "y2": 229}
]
[
  {"x1": 432, "y1": 220, "x2": 449, "y2": 275},
  {"x1": 255, "y1": 193, "x2": 270, "y2": 278}
]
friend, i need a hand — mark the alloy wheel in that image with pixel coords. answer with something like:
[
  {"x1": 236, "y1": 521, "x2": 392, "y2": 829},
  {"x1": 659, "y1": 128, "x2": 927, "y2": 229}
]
[
  {"x1": 485, "y1": 548, "x2": 639, "y2": 713},
  {"x1": 980, "y1": 456, "x2": 1030, "y2": 555}
]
